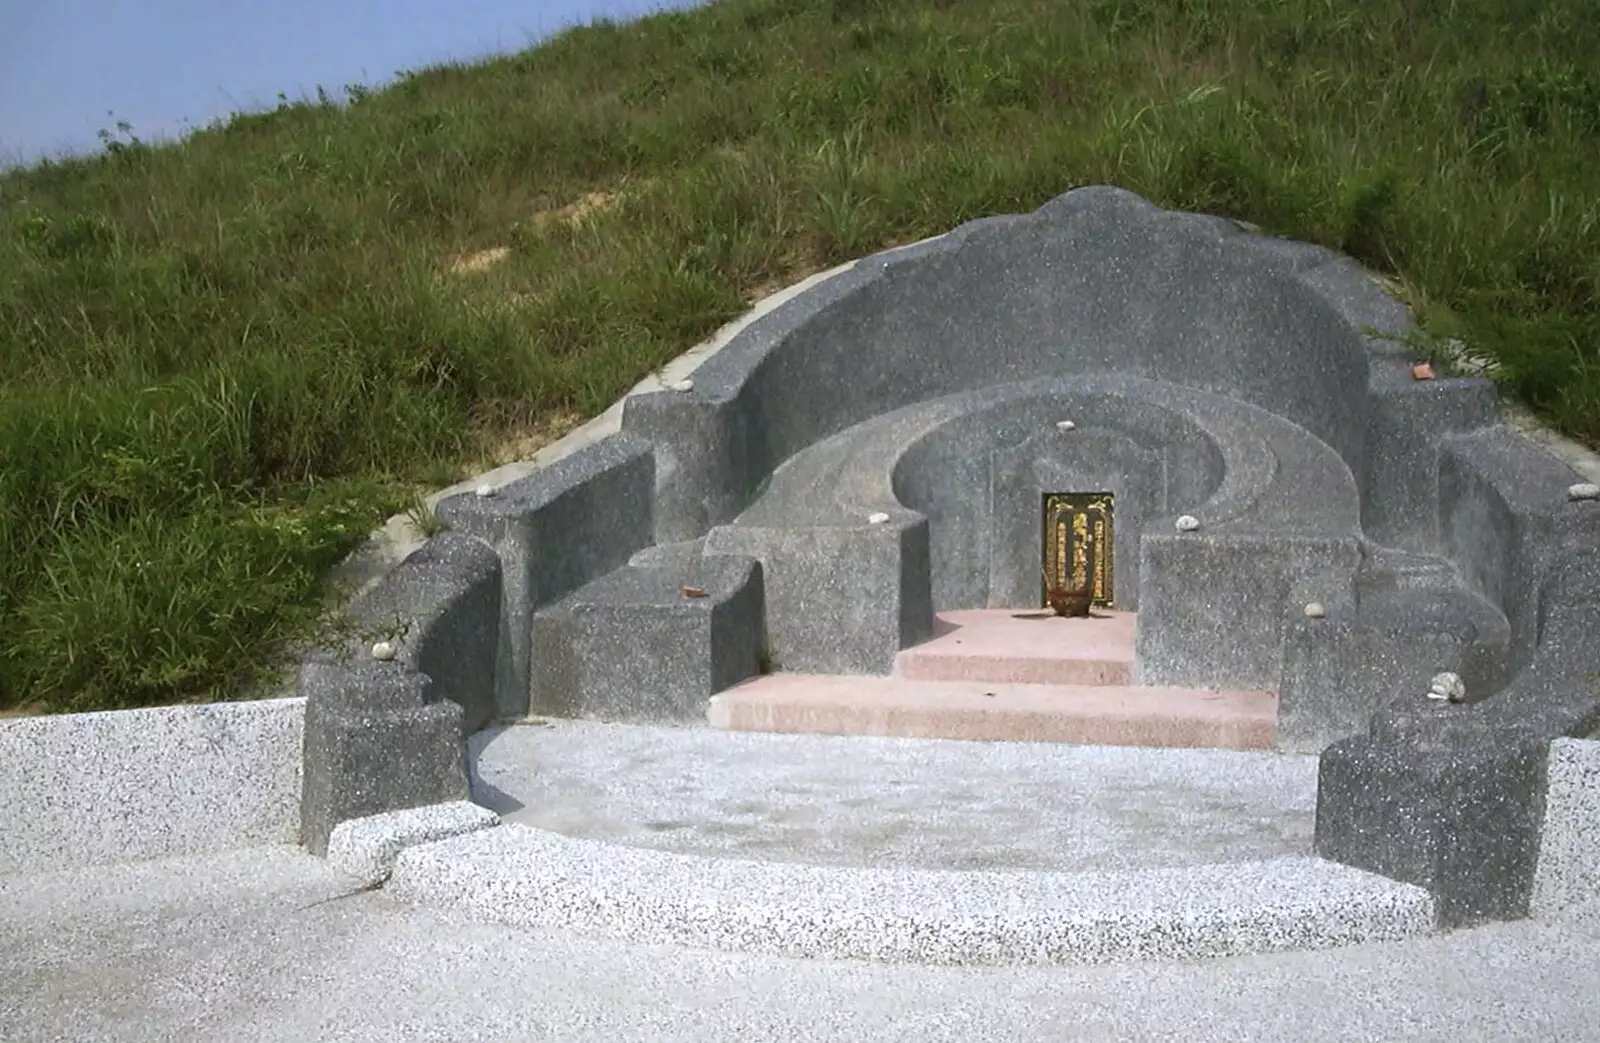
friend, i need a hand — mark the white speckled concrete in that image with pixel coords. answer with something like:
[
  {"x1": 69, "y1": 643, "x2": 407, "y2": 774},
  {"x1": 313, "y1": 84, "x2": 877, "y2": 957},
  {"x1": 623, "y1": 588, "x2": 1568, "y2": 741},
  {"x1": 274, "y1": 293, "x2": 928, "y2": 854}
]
[
  {"x1": 0, "y1": 697, "x2": 304, "y2": 874},
  {"x1": 1530, "y1": 738, "x2": 1600, "y2": 917},
  {"x1": 5, "y1": 843, "x2": 1597, "y2": 1042},
  {"x1": 385, "y1": 823, "x2": 1433, "y2": 966},
  {"x1": 469, "y1": 720, "x2": 1320, "y2": 871},
  {"x1": 327, "y1": 801, "x2": 500, "y2": 886}
]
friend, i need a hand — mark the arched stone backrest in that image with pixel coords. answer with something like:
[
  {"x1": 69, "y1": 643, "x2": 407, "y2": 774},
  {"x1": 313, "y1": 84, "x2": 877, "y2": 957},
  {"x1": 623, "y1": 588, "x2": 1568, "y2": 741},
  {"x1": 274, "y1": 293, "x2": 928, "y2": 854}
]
[{"x1": 625, "y1": 185, "x2": 1382, "y2": 544}]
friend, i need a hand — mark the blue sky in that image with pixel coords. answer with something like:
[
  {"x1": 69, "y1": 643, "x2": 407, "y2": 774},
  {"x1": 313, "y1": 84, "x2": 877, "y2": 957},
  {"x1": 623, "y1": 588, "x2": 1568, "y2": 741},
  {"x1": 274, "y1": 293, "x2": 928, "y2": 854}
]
[{"x1": 0, "y1": 0, "x2": 707, "y2": 167}]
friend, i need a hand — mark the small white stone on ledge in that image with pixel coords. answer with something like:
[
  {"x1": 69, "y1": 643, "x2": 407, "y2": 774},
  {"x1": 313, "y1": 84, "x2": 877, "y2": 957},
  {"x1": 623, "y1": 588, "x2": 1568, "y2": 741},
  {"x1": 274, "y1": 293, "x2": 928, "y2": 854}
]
[
  {"x1": 1056, "y1": 420, "x2": 1076, "y2": 431},
  {"x1": 474, "y1": 484, "x2": 496, "y2": 498},
  {"x1": 1569, "y1": 482, "x2": 1600, "y2": 501},
  {"x1": 1175, "y1": 515, "x2": 1201, "y2": 532},
  {"x1": 1304, "y1": 602, "x2": 1326, "y2": 619},
  {"x1": 371, "y1": 641, "x2": 397, "y2": 662},
  {"x1": 1427, "y1": 671, "x2": 1466, "y2": 703},
  {"x1": 671, "y1": 378, "x2": 695, "y2": 393},
  {"x1": 867, "y1": 512, "x2": 890, "y2": 525}
]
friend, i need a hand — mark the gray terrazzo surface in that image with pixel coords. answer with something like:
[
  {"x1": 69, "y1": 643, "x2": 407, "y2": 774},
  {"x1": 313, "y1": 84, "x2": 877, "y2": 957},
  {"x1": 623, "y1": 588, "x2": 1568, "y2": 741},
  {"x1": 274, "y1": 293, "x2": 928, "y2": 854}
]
[
  {"x1": 385, "y1": 823, "x2": 1432, "y2": 966},
  {"x1": 468, "y1": 720, "x2": 1320, "y2": 871},
  {"x1": 2, "y1": 844, "x2": 1596, "y2": 1042}
]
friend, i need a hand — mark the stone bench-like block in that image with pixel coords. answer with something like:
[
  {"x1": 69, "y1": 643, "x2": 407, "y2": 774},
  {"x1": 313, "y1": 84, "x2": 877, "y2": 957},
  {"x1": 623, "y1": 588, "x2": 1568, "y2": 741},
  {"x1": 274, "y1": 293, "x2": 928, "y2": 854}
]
[
  {"x1": 530, "y1": 555, "x2": 764, "y2": 722},
  {"x1": 706, "y1": 514, "x2": 933, "y2": 676},
  {"x1": 1278, "y1": 584, "x2": 1511, "y2": 753},
  {"x1": 1134, "y1": 532, "x2": 1361, "y2": 691}
]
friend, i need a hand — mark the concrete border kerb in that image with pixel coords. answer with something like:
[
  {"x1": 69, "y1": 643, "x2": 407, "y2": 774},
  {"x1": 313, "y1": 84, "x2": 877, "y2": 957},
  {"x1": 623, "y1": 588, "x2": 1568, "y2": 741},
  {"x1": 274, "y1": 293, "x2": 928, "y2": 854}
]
[
  {"x1": 326, "y1": 800, "x2": 501, "y2": 886},
  {"x1": 384, "y1": 823, "x2": 1436, "y2": 967}
]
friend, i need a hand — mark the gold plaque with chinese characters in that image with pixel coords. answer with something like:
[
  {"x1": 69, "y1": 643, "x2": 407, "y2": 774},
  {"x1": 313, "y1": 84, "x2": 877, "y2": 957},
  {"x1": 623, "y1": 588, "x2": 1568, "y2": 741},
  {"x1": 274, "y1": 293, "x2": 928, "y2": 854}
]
[{"x1": 1041, "y1": 492, "x2": 1114, "y2": 608}]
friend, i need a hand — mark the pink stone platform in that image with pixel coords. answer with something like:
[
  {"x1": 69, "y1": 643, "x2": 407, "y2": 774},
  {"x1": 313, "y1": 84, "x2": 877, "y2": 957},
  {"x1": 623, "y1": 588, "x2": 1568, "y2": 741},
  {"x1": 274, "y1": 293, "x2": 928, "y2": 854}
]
[
  {"x1": 709, "y1": 609, "x2": 1278, "y2": 750},
  {"x1": 896, "y1": 608, "x2": 1137, "y2": 685}
]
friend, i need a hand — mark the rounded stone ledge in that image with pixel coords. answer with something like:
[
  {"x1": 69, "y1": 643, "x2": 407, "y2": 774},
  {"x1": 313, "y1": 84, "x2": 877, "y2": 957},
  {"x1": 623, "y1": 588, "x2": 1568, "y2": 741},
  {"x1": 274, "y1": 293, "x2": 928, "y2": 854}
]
[
  {"x1": 738, "y1": 373, "x2": 1357, "y2": 541},
  {"x1": 329, "y1": 241, "x2": 888, "y2": 600},
  {"x1": 385, "y1": 824, "x2": 1434, "y2": 968},
  {"x1": 326, "y1": 800, "x2": 500, "y2": 886}
]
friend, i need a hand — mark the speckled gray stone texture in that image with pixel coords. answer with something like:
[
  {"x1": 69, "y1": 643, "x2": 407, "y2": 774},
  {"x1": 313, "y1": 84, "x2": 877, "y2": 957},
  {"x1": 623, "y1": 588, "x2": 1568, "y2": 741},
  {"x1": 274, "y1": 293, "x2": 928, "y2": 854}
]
[
  {"x1": 1436, "y1": 425, "x2": 1581, "y2": 668},
  {"x1": 7, "y1": 844, "x2": 1600, "y2": 1042},
  {"x1": 326, "y1": 800, "x2": 500, "y2": 886},
  {"x1": 1278, "y1": 547, "x2": 1512, "y2": 752},
  {"x1": 704, "y1": 370, "x2": 1373, "y2": 684},
  {"x1": 0, "y1": 698, "x2": 303, "y2": 875},
  {"x1": 1531, "y1": 739, "x2": 1600, "y2": 916},
  {"x1": 622, "y1": 185, "x2": 1383, "y2": 536},
  {"x1": 332, "y1": 530, "x2": 503, "y2": 733},
  {"x1": 386, "y1": 823, "x2": 1431, "y2": 966},
  {"x1": 298, "y1": 663, "x2": 469, "y2": 855},
  {"x1": 1315, "y1": 428, "x2": 1600, "y2": 925},
  {"x1": 468, "y1": 720, "x2": 1319, "y2": 871},
  {"x1": 436, "y1": 432, "x2": 657, "y2": 719},
  {"x1": 294, "y1": 530, "x2": 506, "y2": 854},
  {"x1": 1360, "y1": 379, "x2": 1501, "y2": 551},
  {"x1": 529, "y1": 553, "x2": 763, "y2": 721},
  {"x1": 706, "y1": 513, "x2": 933, "y2": 674}
]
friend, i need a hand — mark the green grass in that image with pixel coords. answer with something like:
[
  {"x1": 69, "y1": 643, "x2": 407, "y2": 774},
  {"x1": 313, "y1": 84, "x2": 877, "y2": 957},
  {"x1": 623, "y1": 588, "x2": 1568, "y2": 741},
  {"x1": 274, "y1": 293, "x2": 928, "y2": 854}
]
[{"x1": 2, "y1": 0, "x2": 1597, "y2": 714}]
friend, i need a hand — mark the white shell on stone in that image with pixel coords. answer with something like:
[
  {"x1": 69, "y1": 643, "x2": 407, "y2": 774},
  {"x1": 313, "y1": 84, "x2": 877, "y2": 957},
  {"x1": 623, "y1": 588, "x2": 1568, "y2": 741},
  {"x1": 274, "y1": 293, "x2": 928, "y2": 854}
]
[
  {"x1": 1303, "y1": 602, "x2": 1326, "y2": 619},
  {"x1": 670, "y1": 378, "x2": 695, "y2": 393},
  {"x1": 1175, "y1": 515, "x2": 1201, "y2": 532},
  {"x1": 474, "y1": 484, "x2": 496, "y2": 498},
  {"x1": 1568, "y1": 482, "x2": 1600, "y2": 501},
  {"x1": 867, "y1": 512, "x2": 890, "y2": 525},
  {"x1": 1056, "y1": 420, "x2": 1076, "y2": 431},
  {"x1": 1427, "y1": 671, "x2": 1466, "y2": 703},
  {"x1": 371, "y1": 641, "x2": 397, "y2": 662}
]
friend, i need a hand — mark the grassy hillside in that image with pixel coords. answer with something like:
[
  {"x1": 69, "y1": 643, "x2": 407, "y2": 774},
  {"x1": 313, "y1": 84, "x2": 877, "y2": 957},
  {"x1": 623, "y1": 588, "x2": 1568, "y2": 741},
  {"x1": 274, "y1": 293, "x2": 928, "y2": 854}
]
[{"x1": 2, "y1": 0, "x2": 1597, "y2": 713}]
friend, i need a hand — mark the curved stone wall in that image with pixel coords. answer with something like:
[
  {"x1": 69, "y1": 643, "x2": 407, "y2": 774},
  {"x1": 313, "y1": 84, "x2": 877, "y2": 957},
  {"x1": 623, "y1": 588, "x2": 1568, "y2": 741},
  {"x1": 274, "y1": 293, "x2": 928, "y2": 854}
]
[
  {"x1": 892, "y1": 383, "x2": 1227, "y2": 610},
  {"x1": 622, "y1": 186, "x2": 1397, "y2": 545},
  {"x1": 288, "y1": 184, "x2": 1600, "y2": 930},
  {"x1": 704, "y1": 372, "x2": 1364, "y2": 684}
]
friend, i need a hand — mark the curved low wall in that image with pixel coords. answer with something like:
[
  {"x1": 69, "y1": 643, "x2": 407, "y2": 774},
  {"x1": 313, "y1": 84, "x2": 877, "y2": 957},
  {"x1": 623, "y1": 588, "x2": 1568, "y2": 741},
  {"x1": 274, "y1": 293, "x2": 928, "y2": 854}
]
[
  {"x1": 1316, "y1": 445, "x2": 1600, "y2": 926},
  {"x1": 386, "y1": 823, "x2": 1435, "y2": 967}
]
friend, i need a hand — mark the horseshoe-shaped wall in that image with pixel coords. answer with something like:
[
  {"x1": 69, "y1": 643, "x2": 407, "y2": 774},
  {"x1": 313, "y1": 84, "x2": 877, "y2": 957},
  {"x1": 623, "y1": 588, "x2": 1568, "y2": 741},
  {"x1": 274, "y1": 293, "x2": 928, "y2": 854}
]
[{"x1": 298, "y1": 185, "x2": 1600, "y2": 931}]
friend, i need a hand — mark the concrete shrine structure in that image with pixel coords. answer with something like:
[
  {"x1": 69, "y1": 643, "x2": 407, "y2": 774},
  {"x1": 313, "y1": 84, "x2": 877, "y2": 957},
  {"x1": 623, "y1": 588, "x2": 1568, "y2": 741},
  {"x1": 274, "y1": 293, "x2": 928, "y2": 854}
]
[{"x1": 296, "y1": 185, "x2": 1600, "y2": 934}]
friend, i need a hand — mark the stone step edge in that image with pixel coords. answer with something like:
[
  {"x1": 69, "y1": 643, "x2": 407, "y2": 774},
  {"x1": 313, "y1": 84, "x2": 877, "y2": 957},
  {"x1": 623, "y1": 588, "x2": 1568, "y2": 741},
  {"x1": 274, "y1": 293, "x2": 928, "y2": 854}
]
[
  {"x1": 326, "y1": 800, "x2": 501, "y2": 886},
  {"x1": 386, "y1": 824, "x2": 1434, "y2": 968},
  {"x1": 893, "y1": 610, "x2": 1138, "y2": 686},
  {"x1": 892, "y1": 652, "x2": 1134, "y2": 685},
  {"x1": 708, "y1": 676, "x2": 1278, "y2": 749}
]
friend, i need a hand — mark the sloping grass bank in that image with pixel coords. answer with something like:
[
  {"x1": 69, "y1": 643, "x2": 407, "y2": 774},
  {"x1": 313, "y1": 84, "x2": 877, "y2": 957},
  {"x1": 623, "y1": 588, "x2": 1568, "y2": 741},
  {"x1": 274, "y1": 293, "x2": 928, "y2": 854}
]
[{"x1": 2, "y1": 0, "x2": 1596, "y2": 713}]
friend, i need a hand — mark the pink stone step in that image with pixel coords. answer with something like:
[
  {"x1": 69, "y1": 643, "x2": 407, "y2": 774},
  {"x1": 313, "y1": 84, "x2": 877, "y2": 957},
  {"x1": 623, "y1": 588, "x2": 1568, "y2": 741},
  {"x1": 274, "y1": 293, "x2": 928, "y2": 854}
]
[
  {"x1": 708, "y1": 674, "x2": 1278, "y2": 750},
  {"x1": 895, "y1": 609, "x2": 1135, "y2": 686}
]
